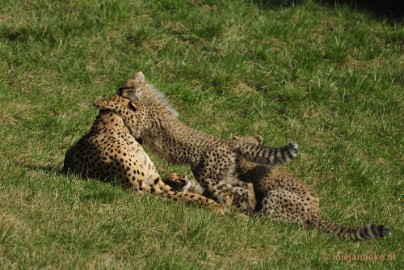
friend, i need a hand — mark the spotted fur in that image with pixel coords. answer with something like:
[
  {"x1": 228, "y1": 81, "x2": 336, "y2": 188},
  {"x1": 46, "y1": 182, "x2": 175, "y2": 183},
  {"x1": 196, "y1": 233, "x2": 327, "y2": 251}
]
[
  {"x1": 63, "y1": 95, "x2": 227, "y2": 213},
  {"x1": 163, "y1": 136, "x2": 391, "y2": 240},
  {"x1": 94, "y1": 71, "x2": 298, "y2": 212}
]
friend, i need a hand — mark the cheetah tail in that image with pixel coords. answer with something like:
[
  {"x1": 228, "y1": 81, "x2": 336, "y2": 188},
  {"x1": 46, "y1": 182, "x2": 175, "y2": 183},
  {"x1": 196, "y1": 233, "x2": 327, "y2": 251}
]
[
  {"x1": 153, "y1": 179, "x2": 228, "y2": 215},
  {"x1": 310, "y1": 216, "x2": 391, "y2": 241},
  {"x1": 160, "y1": 190, "x2": 228, "y2": 215},
  {"x1": 236, "y1": 142, "x2": 299, "y2": 166}
]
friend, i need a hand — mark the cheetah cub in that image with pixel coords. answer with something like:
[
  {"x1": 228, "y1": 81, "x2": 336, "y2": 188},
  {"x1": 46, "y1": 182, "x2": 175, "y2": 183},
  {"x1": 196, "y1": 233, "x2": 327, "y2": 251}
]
[
  {"x1": 164, "y1": 136, "x2": 391, "y2": 241},
  {"x1": 63, "y1": 95, "x2": 227, "y2": 213},
  {"x1": 94, "y1": 71, "x2": 298, "y2": 212}
]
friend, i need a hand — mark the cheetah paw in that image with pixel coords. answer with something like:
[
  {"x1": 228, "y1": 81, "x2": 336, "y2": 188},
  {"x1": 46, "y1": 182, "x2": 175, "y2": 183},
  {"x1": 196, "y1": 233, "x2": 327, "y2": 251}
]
[
  {"x1": 94, "y1": 96, "x2": 107, "y2": 108},
  {"x1": 181, "y1": 178, "x2": 192, "y2": 194}
]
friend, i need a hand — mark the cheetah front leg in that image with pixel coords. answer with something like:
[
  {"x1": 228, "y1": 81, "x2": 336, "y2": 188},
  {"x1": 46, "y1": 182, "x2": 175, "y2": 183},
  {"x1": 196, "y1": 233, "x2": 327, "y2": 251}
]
[
  {"x1": 197, "y1": 175, "x2": 235, "y2": 207},
  {"x1": 230, "y1": 182, "x2": 257, "y2": 213}
]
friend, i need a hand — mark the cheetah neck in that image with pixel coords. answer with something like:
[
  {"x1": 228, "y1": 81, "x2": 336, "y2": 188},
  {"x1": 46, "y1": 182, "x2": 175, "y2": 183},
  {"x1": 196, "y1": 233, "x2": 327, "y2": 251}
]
[
  {"x1": 138, "y1": 84, "x2": 226, "y2": 165},
  {"x1": 142, "y1": 84, "x2": 178, "y2": 118},
  {"x1": 143, "y1": 106, "x2": 224, "y2": 166}
]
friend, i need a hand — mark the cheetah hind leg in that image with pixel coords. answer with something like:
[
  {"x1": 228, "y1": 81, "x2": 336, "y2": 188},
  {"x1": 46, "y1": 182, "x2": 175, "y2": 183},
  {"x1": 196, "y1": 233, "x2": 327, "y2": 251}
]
[{"x1": 261, "y1": 190, "x2": 308, "y2": 225}]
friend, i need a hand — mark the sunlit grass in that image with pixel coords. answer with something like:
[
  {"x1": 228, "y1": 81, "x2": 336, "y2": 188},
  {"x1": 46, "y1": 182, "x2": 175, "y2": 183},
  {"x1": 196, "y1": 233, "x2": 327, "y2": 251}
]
[{"x1": 0, "y1": 0, "x2": 402, "y2": 269}]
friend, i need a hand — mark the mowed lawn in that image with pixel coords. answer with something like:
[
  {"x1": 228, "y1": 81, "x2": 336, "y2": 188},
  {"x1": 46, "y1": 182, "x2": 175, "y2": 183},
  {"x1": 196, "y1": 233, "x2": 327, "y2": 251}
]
[{"x1": 0, "y1": 0, "x2": 402, "y2": 269}]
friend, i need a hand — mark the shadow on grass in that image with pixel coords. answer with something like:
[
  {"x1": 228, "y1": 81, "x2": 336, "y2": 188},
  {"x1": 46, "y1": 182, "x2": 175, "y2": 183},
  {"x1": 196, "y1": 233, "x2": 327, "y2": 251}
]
[
  {"x1": 16, "y1": 161, "x2": 110, "y2": 185},
  {"x1": 16, "y1": 162, "x2": 127, "y2": 205},
  {"x1": 251, "y1": 0, "x2": 403, "y2": 23},
  {"x1": 16, "y1": 162, "x2": 64, "y2": 176}
]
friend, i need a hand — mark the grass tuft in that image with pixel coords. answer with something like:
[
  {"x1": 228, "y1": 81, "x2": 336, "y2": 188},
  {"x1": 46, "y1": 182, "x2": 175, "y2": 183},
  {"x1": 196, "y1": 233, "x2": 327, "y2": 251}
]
[{"x1": 0, "y1": 0, "x2": 402, "y2": 269}]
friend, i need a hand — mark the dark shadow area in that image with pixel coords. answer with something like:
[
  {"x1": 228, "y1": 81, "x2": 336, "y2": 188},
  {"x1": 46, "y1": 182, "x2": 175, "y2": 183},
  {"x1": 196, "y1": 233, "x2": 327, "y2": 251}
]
[
  {"x1": 17, "y1": 161, "x2": 125, "y2": 188},
  {"x1": 16, "y1": 162, "x2": 125, "y2": 204},
  {"x1": 252, "y1": 0, "x2": 402, "y2": 23},
  {"x1": 320, "y1": 0, "x2": 402, "y2": 23},
  {"x1": 17, "y1": 162, "x2": 64, "y2": 176}
]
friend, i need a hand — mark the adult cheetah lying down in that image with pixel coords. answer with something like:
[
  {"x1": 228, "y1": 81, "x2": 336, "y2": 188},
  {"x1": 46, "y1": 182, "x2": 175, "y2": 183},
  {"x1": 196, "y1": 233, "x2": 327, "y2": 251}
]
[
  {"x1": 164, "y1": 136, "x2": 391, "y2": 241},
  {"x1": 94, "y1": 71, "x2": 299, "y2": 212},
  {"x1": 63, "y1": 95, "x2": 226, "y2": 213}
]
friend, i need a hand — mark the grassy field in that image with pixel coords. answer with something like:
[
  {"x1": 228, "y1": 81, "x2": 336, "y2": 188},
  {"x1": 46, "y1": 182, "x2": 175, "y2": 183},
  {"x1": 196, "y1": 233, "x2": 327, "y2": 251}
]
[{"x1": 0, "y1": 0, "x2": 402, "y2": 269}]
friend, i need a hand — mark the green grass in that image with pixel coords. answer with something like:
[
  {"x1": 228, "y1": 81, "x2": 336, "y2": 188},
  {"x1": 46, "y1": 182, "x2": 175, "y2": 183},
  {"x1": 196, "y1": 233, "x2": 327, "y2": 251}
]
[{"x1": 0, "y1": 0, "x2": 402, "y2": 269}]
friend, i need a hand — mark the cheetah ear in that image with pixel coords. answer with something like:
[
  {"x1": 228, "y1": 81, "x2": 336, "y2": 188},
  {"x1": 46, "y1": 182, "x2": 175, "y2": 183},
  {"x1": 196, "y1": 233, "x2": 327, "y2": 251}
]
[
  {"x1": 232, "y1": 136, "x2": 239, "y2": 140},
  {"x1": 133, "y1": 71, "x2": 145, "y2": 83},
  {"x1": 130, "y1": 100, "x2": 142, "y2": 111},
  {"x1": 255, "y1": 135, "x2": 264, "y2": 145}
]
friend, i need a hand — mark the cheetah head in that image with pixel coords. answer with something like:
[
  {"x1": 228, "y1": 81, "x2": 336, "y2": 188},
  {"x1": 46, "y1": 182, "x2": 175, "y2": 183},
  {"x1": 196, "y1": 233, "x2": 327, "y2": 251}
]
[
  {"x1": 118, "y1": 71, "x2": 147, "y2": 101},
  {"x1": 94, "y1": 95, "x2": 145, "y2": 138},
  {"x1": 118, "y1": 71, "x2": 178, "y2": 118}
]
